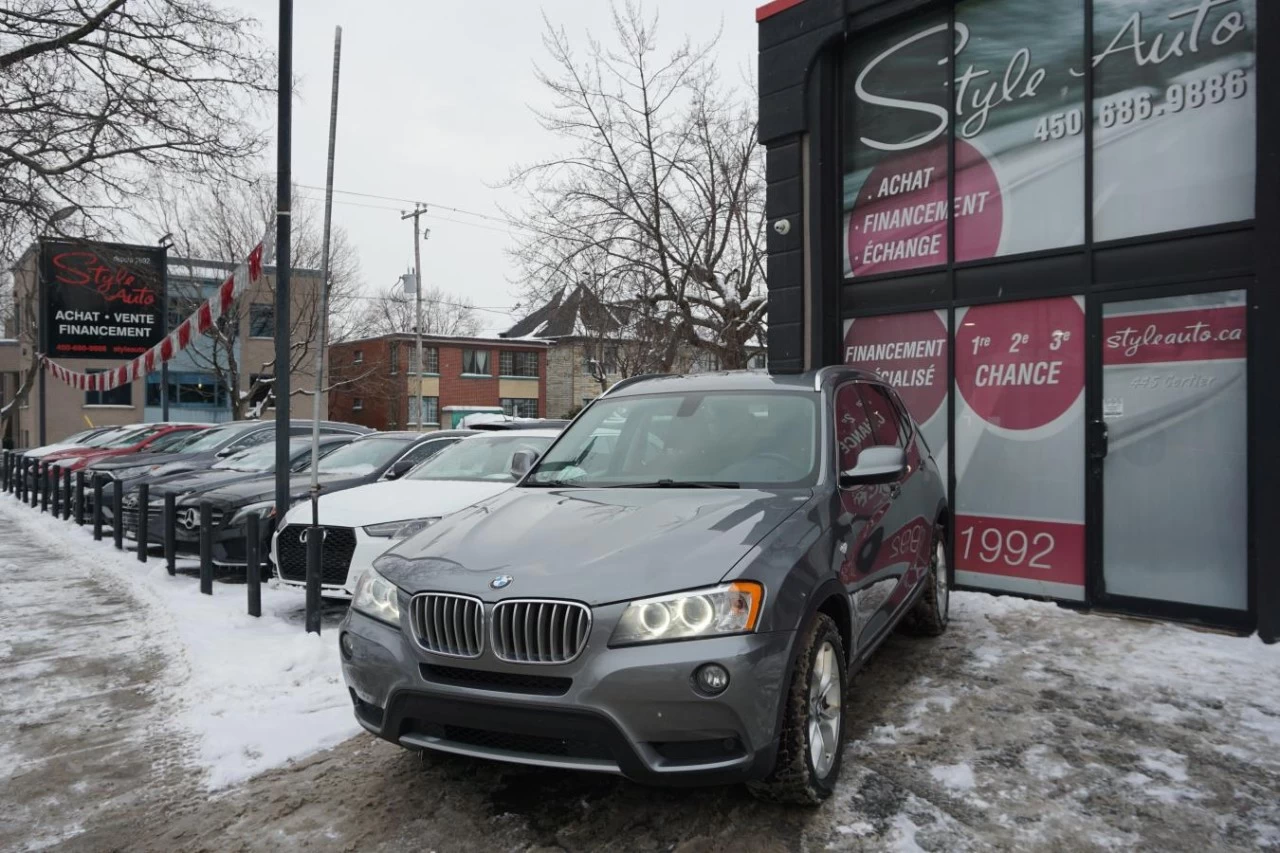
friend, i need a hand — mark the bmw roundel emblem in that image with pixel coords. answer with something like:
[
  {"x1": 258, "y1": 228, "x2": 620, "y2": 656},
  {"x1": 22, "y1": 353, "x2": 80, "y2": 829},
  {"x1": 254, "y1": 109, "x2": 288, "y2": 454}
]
[{"x1": 490, "y1": 575, "x2": 513, "y2": 590}]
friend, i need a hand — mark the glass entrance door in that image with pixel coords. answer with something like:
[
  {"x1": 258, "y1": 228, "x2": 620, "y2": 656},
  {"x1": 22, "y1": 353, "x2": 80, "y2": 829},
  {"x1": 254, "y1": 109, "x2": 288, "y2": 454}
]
[{"x1": 1097, "y1": 288, "x2": 1249, "y2": 615}]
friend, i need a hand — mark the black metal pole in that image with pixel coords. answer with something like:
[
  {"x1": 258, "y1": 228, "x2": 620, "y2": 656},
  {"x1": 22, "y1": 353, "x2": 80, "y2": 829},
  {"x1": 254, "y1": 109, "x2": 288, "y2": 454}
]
[
  {"x1": 62, "y1": 468, "x2": 71, "y2": 521},
  {"x1": 74, "y1": 471, "x2": 85, "y2": 525},
  {"x1": 246, "y1": 514, "x2": 262, "y2": 618},
  {"x1": 199, "y1": 501, "x2": 213, "y2": 594},
  {"x1": 305, "y1": 521, "x2": 321, "y2": 635},
  {"x1": 136, "y1": 483, "x2": 149, "y2": 562},
  {"x1": 92, "y1": 475, "x2": 103, "y2": 540},
  {"x1": 50, "y1": 466, "x2": 60, "y2": 517},
  {"x1": 20, "y1": 457, "x2": 29, "y2": 502},
  {"x1": 160, "y1": 242, "x2": 171, "y2": 422},
  {"x1": 112, "y1": 484, "x2": 123, "y2": 550},
  {"x1": 164, "y1": 493, "x2": 177, "y2": 576},
  {"x1": 274, "y1": 0, "x2": 294, "y2": 589},
  {"x1": 40, "y1": 462, "x2": 49, "y2": 513},
  {"x1": 2, "y1": 450, "x2": 9, "y2": 493}
]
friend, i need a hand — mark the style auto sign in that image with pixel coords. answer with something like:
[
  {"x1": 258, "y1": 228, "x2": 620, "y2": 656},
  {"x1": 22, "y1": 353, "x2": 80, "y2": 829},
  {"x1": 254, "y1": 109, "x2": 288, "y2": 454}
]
[{"x1": 40, "y1": 240, "x2": 167, "y2": 361}]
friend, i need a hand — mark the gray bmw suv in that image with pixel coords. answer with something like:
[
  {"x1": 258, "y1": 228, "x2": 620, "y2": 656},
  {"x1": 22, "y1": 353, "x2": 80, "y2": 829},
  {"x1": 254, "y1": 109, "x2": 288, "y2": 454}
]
[{"x1": 338, "y1": 367, "x2": 949, "y2": 803}]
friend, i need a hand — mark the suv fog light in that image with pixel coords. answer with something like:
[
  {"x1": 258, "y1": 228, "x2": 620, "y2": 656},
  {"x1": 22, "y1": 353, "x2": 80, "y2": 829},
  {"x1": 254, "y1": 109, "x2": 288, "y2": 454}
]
[
  {"x1": 694, "y1": 663, "x2": 730, "y2": 696},
  {"x1": 340, "y1": 631, "x2": 355, "y2": 660}
]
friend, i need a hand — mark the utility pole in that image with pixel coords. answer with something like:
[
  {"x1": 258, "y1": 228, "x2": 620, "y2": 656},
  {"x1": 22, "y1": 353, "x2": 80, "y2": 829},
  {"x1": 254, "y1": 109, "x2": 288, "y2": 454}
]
[
  {"x1": 274, "y1": 0, "x2": 294, "y2": 611},
  {"x1": 400, "y1": 206, "x2": 428, "y2": 431}
]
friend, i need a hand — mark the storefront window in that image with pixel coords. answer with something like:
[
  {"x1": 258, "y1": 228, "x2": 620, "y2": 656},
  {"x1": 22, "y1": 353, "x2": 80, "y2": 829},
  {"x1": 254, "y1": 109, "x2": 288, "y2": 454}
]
[
  {"x1": 842, "y1": 9, "x2": 952, "y2": 277},
  {"x1": 953, "y1": 296, "x2": 1086, "y2": 600},
  {"x1": 1092, "y1": 0, "x2": 1256, "y2": 241}
]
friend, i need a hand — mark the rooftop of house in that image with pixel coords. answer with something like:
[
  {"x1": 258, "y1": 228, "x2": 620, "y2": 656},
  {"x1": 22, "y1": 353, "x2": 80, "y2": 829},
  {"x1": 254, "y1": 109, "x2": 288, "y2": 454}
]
[
  {"x1": 501, "y1": 284, "x2": 623, "y2": 340},
  {"x1": 333, "y1": 332, "x2": 550, "y2": 349}
]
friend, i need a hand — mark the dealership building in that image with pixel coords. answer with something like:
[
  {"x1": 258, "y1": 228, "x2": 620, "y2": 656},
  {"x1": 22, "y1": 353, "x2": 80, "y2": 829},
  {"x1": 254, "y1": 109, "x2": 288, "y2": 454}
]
[{"x1": 756, "y1": 0, "x2": 1276, "y2": 640}]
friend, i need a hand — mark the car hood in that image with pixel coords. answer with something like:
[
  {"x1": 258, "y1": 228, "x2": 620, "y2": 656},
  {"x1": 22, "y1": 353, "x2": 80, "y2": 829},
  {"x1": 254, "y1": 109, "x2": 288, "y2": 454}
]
[
  {"x1": 152, "y1": 468, "x2": 277, "y2": 501},
  {"x1": 279, "y1": 479, "x2": 515, "y2": 529},
  {"x1": 89, "y1": 450, "x2": 194, "y2": 472},
  {"x1": 194, "y1": 472, "x2": 370, "y2": 509},
  {"x1": 376, "y1": 487, "x2": 811, "y2": 605}
]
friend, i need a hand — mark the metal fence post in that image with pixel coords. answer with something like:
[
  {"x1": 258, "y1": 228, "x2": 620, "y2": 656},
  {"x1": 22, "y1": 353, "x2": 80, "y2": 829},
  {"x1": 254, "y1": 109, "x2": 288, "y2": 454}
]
[
  {"x1": 62, "y1": 468, "x2": 72, "y2": 521},
  {"x1": 246, "y1": 515, "x2": 262, "y2": 617},
  {"x1": 199, "y1": 501, "x2": 213, "y2": 595},
  {"x1": 92, "y1": 476, "x2": 104, "y2": 541},
  {"x1": 164, "y1": 494, "x2": 177, "y2": 576},
  {"x1": 136, "y1": 483, "x2": 149, "y2": 563},
  {"x1": 34, "y1": 461, "x2": 43, "y2": 510},
  {"x1": 74, "y1": 472, "x2": 85, "y2": 525},
  {"x1": 306, "y1": 524, "x2": 322, "y2": 634},
  {"x1": 50, "y1": 467, "x2": 60, "y2": 518},
  {"x1": 1, "y1": 450, "x2": 9, "y2": 493},
  {"x1": 41, "y1": 463, "x2": 51, "y2": 513},
  {"x1": 112, "y1": 484, "x2": 124, "y2": 550}
]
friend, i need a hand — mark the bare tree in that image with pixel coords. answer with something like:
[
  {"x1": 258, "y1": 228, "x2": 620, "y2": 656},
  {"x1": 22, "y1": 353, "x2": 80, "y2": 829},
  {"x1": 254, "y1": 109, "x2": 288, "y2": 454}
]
[
  {"x1": 0, "y1": 0, "x2": 273, "y2": 267},
  {"x1": 350, "y1": 283, "x2": 482, "y2": 339},
  {"x1": 146, "y1": 179, "x2": 363, "y2": 419},
  {"x1": 504, "y1": 2, "x2": 767, "y2": 371}
]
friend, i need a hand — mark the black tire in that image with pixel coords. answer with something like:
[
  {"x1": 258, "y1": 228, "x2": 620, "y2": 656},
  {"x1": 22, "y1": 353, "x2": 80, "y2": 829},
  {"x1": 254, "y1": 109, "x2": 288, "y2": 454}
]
[
  {"x1": 901, "y1": 524, "x2": 949, "y2": 637},
  {"x1": 748, "y1": 612, "x2": 847, "y2": 805}
]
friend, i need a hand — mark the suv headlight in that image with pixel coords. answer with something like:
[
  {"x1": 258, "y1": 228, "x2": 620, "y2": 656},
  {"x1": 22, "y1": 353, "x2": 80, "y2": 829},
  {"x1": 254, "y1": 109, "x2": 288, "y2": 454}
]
[
  {"x1": 352, "y1": 568, "x2": 401, "y2": 626},
  {"x1": 609, "y1": 582, "x2": 764, "y2": 646},
  {"x1": 363, "y1": 517, "x2": 440, "y2": 539},
  {"x1": 230, "y1": 500, "x2": 275, "y2": 524}
]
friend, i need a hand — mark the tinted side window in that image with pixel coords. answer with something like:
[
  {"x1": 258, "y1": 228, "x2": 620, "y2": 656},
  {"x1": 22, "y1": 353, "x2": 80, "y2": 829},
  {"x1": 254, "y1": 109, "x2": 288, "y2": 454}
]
[
  {"x1": 400, "y1": 439, "x2": 455, "y2": 467},
  {"x1": 835, "y1": 383, "x2": 878, "y2": 470},
  {"x1": 859, "y1": 384, "x2": 905, "y2": 448},
  {"x1": 228, "y1": 429, "x2": 272, "y2": 452}
]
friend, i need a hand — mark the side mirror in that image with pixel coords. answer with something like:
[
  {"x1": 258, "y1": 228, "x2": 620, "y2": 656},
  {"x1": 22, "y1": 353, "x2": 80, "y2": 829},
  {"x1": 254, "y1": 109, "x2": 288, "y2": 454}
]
[
  {"x1": 509, "y1": 449, "x2": 538, "y2": 480},
  {"x1": 839, "y1": 445, "x2": 906, "y2": 488},
  {"x1": 214, "y1": 447, "x2": 234, "y2": 458},
  {"x1": 385, "y1": 459, "x2": 415, "y2": 480}
]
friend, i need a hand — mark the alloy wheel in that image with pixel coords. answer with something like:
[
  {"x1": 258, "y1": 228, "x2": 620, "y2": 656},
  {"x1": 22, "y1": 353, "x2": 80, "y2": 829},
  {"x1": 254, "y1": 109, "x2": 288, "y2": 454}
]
[{"x1": 807, "y1": 640, "x2": 841, "y2": 778}]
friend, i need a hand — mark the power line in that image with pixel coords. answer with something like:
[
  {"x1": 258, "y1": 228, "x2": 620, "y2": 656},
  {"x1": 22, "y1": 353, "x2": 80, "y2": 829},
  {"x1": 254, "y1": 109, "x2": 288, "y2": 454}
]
[
  {"x1": 295, "y1": 183, "x2": 519, "y2": 229},
  {"x1": 294, "y1": 192, "x2": 522, "y2": 236}
]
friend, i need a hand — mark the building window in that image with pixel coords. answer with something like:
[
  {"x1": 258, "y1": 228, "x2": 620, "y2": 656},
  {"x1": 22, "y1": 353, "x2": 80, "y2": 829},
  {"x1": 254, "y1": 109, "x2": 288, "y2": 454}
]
[
  {"x1": 582, "y1": 346, "x2": 618, "y2": 375},
  {"x1": 501, "y1": 398, "x2": 539, "y2": 418},
  {"x1": 146, "y1": 375, "x2": 227, "y2": 408},
  {"x1": 353, "y1": 349, "x2": 364, "y2": 364},
  {"x1": 422, "y1": 346, "x2": 439, "y2": 374},
  {"x1": 462, "y1": 349, "x2": 491, "y2": 376},
  {"x1": 500, "y1": 351, "x2": 539, "y2": 377},
  {"x1": 408, "y1": 396, "x2": 440, "y2": 425},
  {"x1": 748, "y1": 352, "x2": 767, "y2": 370},
  {"x1": 389, "y1": 341, "x2": 400, "y2": 375},
  {"x1": 85, "y1": 370, "x2": 132, "y2": 407},
  {"x1": 352, "y1": 398, "x2": 364, "y2": 411},
  {"x1": 249, "y1": 303, "x2": 274, "y2": 338}
]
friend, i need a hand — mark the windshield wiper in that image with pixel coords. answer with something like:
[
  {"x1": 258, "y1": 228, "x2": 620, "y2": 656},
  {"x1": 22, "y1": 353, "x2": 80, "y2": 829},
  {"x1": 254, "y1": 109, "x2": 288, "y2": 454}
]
[{"x1": 604, "y1": 479, "x2": 740, "y2": 489}]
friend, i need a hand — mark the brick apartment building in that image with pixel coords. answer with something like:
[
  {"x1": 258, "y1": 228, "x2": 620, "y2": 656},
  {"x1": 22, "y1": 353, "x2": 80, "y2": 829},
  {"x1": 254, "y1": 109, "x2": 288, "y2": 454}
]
[{"x1": 328, "y1": 334, "x2": 549, "y2": 430}]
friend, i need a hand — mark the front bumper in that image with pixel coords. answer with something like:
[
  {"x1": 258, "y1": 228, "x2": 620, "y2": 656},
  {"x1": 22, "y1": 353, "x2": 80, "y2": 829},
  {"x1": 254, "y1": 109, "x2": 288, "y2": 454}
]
[
  {"x1": 123, "y1": 503, "x2": 271, "y2": 567},
  {"x1": 340, "y1": 607, "x2": 794, "y2": 786}
]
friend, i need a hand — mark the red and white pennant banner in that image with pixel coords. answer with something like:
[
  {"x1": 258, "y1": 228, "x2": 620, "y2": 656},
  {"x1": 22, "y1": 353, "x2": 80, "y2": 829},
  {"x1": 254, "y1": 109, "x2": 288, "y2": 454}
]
[{"x1": 41, "y1": 230, "x2": 276, "y2": 393}]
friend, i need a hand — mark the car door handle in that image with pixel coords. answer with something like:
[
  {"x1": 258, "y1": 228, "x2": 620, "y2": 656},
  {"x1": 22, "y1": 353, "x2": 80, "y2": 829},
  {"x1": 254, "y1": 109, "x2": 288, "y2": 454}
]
[{"x1": 889, "y1": 483, "x2": 902, "y2": 499}]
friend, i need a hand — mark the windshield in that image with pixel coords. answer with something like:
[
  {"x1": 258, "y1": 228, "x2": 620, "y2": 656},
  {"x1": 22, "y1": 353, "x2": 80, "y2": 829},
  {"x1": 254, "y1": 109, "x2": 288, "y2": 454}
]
[
  {"x1": 315, "y1": 437, "x2": 411, "y2": 475},
  {"x1": 85, "y1": 427, "x2": 140, "y2": 448},
  {"x1": 527, "y1": 391, "x2": 819, "y2": 488},
  {"x1": 213, "y1": 439, "x2": 309, "y2": 472},
  {"x1": 179, "y1": 426, "x2": 241, "y2": 453},
  {"x1": 407, "y1": 434, "x2": 554, "y2": 482},
  {"x1": 142, "y1": 429, "x2": 199, "y2": 453}
]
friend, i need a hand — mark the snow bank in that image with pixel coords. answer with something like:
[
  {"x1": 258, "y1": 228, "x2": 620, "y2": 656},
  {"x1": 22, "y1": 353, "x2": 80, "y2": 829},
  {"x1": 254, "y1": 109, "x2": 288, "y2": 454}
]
[{"x1": 0, "y1": 497, "x2": 358, "y2": 790}]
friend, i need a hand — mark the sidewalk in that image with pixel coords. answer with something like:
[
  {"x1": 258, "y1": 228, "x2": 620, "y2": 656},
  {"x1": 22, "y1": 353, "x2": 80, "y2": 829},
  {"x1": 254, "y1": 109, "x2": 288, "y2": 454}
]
[{"x1": 0, "y1": 506, "x2": 195, "y2": 852}]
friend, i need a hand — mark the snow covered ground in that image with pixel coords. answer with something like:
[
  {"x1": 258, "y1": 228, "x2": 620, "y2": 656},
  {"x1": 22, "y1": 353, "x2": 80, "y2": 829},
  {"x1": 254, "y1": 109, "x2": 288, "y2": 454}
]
[
  {"x1": 2, "y1": 489, "x2": 1278, "y2": 851},
  {"x1": 0, "y1": 492, "x2": 358, "y2": 793}
]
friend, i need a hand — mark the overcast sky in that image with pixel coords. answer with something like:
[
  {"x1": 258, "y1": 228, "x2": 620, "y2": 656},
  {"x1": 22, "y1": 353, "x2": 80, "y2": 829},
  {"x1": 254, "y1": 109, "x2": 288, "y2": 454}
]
[{"x1": 232, "y1": 0, "x2": 760, "y2": 336}]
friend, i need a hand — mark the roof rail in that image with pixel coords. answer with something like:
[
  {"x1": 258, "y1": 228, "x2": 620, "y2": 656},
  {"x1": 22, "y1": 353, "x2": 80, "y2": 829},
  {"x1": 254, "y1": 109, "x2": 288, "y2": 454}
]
[{"x1": 599, "y1": 373, "x2": 667, "y2": 398}]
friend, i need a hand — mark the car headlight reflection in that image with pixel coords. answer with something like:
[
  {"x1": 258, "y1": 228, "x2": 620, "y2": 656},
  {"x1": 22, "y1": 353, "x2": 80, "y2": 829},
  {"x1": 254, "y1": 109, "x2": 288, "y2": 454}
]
[
  {"x1": 610, "y1": 582, "x2": 763, "y2": 646},
  {"x1": 352, "y1": 568, "x2": 402, "y2": 626},
  {"x1": 230, "y1": 500, "x2": 276, "y2": 524}
]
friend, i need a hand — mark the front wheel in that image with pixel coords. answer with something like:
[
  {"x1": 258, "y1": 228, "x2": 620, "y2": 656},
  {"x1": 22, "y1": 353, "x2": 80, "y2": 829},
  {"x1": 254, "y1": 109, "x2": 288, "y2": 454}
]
[{"x1": 748, "y1": 613, "x2": 847, "y2": 805}]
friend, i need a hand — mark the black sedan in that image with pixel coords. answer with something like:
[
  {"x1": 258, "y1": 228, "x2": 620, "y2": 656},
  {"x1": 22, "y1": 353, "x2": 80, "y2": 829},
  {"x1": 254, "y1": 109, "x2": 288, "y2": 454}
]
[{"x1": 127, "y1": 430, "x2": 474, "y2": 569}]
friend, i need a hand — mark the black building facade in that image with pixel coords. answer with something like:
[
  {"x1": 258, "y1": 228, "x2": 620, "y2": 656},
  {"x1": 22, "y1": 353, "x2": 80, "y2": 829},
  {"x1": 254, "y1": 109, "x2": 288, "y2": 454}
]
[{"x1": 757, "y1": 0, "x2": 1277, "y2": 641}]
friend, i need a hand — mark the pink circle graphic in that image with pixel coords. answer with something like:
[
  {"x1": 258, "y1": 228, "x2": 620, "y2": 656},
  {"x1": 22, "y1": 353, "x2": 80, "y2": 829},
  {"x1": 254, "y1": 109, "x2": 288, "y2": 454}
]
[
  {"x1": 844, "y1": 311, "x2": 948, "y2": 425},
  {"x1": 955, "y1": 297, "x2": 1085, "y2": 431},
  {"x1": 847, "y1": 139, "x2": 1002, "y2": 276}
]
